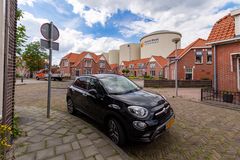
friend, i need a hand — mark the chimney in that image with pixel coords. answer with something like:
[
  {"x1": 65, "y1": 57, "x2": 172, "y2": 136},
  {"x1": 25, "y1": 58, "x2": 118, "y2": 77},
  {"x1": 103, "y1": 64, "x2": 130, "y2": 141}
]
[{"x1": 231, "y1": 8, "x2": 240, "y2": 36}]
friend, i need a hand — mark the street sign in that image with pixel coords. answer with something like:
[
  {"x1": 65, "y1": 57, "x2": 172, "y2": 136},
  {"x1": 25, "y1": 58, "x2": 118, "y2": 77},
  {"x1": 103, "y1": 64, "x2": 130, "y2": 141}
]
[
  {"x1": 40, "y1": 22, "x2": 60, "y2": 118},
  {"x1": 40, "y1": 23, "x2": 59, "y2": 41},
  {"x1": 40, "y1": 39, "x2": 59, "y2": 51}
]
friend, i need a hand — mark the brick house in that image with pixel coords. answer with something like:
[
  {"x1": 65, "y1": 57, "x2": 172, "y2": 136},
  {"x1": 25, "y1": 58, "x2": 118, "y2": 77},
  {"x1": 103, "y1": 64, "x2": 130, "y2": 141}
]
[
  {"x1": 109, "y1": 64, "x2": 119, "y2": 74},
  {"x1": 120, "y1": 56, "x2": 167, "y2": 78},
  {"x1": 59, "y1": 51, "x2": 111, "y2": 78},
  {"x1": 146, "y1": 56, "x2": 167, "y2": 78},
  {"x1": 207, "y1": 9, "x2": 240, "y2": 92},
  {"x1": 166, "y1": 38, "x2": 213, "y2": 80},
  {"x1": 0, "y1": 0, "x2": 17, "y2": 126},
  {"x1": 120, "y1": 58, "x2": 150, "y2": 77}
]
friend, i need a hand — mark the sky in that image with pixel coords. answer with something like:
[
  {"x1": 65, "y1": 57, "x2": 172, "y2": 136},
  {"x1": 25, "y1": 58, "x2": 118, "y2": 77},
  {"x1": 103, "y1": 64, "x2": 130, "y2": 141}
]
[{"x1": 18, "y1": 0, "x2": 240, "y2": 65}]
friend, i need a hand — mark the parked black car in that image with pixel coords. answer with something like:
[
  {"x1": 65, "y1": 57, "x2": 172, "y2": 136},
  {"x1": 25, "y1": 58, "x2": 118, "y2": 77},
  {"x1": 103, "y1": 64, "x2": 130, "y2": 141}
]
[{"x1": 66, "y1": 74, "x2": 175, "y2": 145}]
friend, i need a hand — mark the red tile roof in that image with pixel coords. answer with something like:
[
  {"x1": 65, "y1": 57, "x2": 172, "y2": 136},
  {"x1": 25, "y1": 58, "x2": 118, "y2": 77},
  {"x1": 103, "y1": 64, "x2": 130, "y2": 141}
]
[
  {"x1": 167, "y1": 38, "x2": 207, "y2": 59},
  {"x1": 207, "y1": 14, "x2": 235, "y2": 43},
  {"x1": 152, "y1": 56, "x2": 168, "y2": 67},
  {"x1": 72, "y1": 51, "x2": 100, "y2": 67},
  {"x1": 110, "y1": 64, "x2": 118, "y2": 70},
  {"x1": 122, "y1": 58, "x2": 150, "y2": 67},
  {"x1": 63, "y1": 53, "x2": 80, "y2": 63}
]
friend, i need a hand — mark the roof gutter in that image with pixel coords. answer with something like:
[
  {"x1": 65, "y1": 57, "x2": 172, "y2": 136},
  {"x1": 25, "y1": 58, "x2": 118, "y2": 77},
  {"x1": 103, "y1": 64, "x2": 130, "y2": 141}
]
[{"x1": 206, "y1": 37, "x2": 240, "y2": 45}]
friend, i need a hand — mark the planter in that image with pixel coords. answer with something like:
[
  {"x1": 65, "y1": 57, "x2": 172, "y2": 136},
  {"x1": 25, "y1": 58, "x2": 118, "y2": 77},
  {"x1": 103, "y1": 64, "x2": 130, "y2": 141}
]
[{"x1": 223, "y1": 93, "x2": 233, "y2": 103}]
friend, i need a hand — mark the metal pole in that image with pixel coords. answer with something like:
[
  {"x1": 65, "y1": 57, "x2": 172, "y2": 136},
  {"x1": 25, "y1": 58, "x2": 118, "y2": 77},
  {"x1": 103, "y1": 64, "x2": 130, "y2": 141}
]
[
  {"x1": 47, "y1": 22, "x2": 53, "y2": 118},
  {"x1": 175, "y1": 43, "x2": 178, "y2": 97}
]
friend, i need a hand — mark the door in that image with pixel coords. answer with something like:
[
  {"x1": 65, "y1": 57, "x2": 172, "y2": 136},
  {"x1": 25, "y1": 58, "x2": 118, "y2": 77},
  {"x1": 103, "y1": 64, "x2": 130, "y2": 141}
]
[
  {"x1": 71, "y1": 77, "x2": 89, "y2": 113},
  {"x1": 86, "y1": 78, "x2": 107, "y2": 122}
]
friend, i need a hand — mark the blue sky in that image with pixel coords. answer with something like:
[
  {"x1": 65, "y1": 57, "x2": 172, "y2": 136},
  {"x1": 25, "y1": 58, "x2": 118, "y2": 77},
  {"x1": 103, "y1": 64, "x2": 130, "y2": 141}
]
[{"x1": 18, "y1": 0, "x2": 240, "y2": 64}]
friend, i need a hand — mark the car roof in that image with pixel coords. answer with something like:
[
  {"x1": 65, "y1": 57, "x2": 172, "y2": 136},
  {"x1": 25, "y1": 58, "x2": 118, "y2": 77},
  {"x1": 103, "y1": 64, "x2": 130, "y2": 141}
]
[{"x1": 76, "y1": 74, "x2": 122, "y2": 79}]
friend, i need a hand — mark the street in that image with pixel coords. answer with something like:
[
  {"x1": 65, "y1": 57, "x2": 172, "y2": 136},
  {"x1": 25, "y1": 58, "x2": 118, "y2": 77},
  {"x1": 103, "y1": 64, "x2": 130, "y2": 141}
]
[{"x1": 15, "y1": 79, "x2": 240, "y2": 160}]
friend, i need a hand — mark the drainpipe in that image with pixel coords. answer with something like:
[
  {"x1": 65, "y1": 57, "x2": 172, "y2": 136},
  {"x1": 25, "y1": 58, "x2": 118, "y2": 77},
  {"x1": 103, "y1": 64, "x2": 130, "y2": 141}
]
[{"x1": 213, "y1": 45, "x2": 217, "y2": 90}]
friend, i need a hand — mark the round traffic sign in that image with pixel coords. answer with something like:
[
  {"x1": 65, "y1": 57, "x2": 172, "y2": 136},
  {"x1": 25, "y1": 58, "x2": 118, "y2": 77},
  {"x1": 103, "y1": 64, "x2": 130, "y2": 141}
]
[{"x1": 40, "y1": 23, "x2": 59, "y2": 41}]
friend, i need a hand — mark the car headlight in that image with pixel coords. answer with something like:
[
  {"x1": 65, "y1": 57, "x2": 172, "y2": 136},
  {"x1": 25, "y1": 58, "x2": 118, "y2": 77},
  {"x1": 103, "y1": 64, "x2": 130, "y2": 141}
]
[{"x1": 128, "y1": 106, "x2": 149, "y2": 118}]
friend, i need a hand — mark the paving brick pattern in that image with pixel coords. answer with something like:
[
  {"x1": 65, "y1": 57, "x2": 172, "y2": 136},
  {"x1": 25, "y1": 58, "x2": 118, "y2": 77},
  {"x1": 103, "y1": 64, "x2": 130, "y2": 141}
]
[
  {"x1": 124, "y1": 96, "x2": 240, "y2": 160},
  {"x1": 14, "y1": 106, "x2": 130, "y2": 160}
]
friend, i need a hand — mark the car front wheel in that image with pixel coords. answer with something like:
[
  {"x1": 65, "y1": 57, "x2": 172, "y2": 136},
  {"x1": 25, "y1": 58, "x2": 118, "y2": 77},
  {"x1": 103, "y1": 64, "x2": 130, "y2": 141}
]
[
  {"x1": 67, "y1": 98, "x2": 75, "y2": 114},
  {"x1": 107, "y1": 119, "x2": 125, "y2": 146}
]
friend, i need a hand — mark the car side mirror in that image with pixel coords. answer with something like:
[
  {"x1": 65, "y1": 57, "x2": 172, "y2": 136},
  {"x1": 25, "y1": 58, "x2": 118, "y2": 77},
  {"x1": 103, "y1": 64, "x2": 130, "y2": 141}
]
[{"x1": 88, "y1": 89, "x2": 97, "y2": 96}]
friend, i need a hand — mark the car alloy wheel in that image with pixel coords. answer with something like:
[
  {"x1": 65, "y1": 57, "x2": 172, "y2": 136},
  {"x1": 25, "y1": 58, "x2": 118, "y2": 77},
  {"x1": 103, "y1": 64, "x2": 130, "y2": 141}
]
[
  {"x1": 108, "y1": 119, "x2": 120, "y2": 144},
  {"x1": 67, "y1": 99, "x2": 74, "y2": 114}
]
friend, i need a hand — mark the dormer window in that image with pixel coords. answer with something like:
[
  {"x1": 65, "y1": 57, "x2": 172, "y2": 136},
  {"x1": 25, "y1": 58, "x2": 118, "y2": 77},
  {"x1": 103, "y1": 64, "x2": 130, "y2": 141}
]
[
  {"x1": 231, "y1": 9, "x2": 240, "y2": 36},
  {"x1": 195, "y1": 50, "x2": 203, "y2": 64},
  {"x1": 99, "y1": 61, "x2": 105, "y2": 68},
  {"x1": 138, "y1": 63, "x2": 144, "y2": 68},
  {"x1": 63, "y1": 60, "x2": 68, "y2": 67},
  {"x1": 85, "y1": 60, "x2": 92, "y2": 67},
  {"x1": 150, "y1": 62, "x2": 156, "y2": 69}
]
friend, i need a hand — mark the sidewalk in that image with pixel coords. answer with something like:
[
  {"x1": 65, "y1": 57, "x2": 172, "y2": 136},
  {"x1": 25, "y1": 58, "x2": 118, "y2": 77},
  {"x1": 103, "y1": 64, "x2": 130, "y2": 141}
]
[{"x1": 13, "y1": 106, "x2": 130, "y2": 160}]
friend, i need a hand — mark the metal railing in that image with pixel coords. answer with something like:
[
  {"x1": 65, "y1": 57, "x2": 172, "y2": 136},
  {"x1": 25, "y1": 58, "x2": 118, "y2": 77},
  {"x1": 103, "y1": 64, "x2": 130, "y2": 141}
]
[{"x1": 201, "y1": 88, "x2": 240, "y2": 105}]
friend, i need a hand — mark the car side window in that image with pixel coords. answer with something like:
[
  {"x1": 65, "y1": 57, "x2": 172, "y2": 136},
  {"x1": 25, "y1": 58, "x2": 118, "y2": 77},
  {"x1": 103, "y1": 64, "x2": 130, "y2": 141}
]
[
  {"x1": 74, "y1": 77, "x2": 88, "y2": 90},
  {"x1": 88, "y1": 78, "x2": 105, "y2": 95}
]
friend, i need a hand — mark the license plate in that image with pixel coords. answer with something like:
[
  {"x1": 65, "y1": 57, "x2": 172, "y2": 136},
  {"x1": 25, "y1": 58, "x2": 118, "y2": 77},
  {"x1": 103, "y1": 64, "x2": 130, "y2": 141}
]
[{"x1": 166, "y1": 117, "x2": 175, "y2": 129}]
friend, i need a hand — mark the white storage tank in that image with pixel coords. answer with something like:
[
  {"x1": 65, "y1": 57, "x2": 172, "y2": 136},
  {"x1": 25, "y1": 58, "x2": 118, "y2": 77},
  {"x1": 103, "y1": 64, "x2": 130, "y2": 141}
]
[
  {"x1": 102, "y1": 52, "x2": 109, "y2": 63},
  {"x1": 108, "y1": 50, "x2": 119, "y2": 64},
  {"x1": 119, "y1": 43, "x2": 140, "y2": 64},
  {"x1": 140, "y1": 30, "x2": 182, "y2": 58}
]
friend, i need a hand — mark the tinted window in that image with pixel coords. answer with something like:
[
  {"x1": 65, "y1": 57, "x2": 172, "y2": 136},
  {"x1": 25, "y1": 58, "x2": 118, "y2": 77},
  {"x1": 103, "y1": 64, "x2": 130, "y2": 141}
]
[
  {"x1": 89, "y1": 78, "x2": 105, "y2": 95},
  {"x1": 74, "y1": 77, "x2": 88, "y2": 89}
]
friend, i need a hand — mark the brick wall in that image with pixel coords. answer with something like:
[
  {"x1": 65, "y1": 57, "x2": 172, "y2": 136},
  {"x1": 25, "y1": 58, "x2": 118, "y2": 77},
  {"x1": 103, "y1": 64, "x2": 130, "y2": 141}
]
[
  {"x1": 146, "y1": 62, "x2": 165, "y2": 78},
  {"x1": 168, "y1": 48, "x2": 214, "y2": 81},
  {"x1": 1, "y1": 0, "x2": 17, "y2": 126},
  {"x1": 216, "y1": 42, "x2": 240, "y2": 92}
]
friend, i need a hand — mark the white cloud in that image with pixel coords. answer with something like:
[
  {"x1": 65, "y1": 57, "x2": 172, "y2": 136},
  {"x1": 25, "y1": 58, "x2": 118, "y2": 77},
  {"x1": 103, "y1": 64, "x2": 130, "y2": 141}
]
[
  {"x1": 18, "y1": 0, "x2": 36, "y2": 6},
  {"x1": 20, "y1": 12, "x2": 126, "y2": 65},
  {"x1": 66, "y1": 0, "x2": 240, "y2": 47}
]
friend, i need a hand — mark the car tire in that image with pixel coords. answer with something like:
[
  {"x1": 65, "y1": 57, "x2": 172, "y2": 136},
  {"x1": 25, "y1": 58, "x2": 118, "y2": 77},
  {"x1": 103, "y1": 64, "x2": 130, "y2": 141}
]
[
  {"x1": 107, "y1": 118, "x2": 125, "y2": 146},
  {"x1": 67, "y1": 98, "x2": 75, "y2": 114}
]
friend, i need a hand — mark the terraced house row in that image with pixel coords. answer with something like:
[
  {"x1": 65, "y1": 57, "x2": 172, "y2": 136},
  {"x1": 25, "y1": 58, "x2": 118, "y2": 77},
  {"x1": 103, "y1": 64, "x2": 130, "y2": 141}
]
[{"x1": 59, "y1": 52, "x2": 113, "y2": 78}]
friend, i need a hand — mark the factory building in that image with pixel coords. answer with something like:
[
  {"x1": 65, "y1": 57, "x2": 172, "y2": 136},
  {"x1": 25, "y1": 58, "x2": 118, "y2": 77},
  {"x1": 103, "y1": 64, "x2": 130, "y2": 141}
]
[
  {"x1": 108, "y1": 50, "x2": 120, "y2": 64},
  {"x1": 140, "y1": 30, "x2": 182, "y2": 58},
  {"x1": 119, "y1": 43, "x2": 140, "y2": 64}
]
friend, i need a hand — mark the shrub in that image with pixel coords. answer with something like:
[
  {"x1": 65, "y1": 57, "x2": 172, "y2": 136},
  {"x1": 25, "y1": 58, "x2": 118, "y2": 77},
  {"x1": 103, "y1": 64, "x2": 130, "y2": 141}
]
[{"x1": 0, "y1": 125, "x2": 12, "y2": 159}]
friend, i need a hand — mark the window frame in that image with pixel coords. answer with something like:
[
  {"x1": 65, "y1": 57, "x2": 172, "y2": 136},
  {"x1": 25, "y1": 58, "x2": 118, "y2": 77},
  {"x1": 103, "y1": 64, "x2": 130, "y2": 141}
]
[
  {"x1": 195, "y1": 50, "x2": 203, "y2": 64},
  {"x1": 207, "y1": 49, "x2": 212, "y2": 64}
]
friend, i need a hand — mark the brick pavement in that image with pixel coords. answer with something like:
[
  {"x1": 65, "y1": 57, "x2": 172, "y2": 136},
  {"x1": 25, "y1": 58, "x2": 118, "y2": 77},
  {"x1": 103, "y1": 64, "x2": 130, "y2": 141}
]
[{"x1": 13, "y1": 106, "x2": 130, "y2": 160}]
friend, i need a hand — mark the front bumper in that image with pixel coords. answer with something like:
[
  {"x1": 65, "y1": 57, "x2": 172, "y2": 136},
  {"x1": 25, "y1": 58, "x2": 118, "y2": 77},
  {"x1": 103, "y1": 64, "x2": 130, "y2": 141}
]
[{"x1": 128, "y1": 113, "x2": 175, "y2": 142}]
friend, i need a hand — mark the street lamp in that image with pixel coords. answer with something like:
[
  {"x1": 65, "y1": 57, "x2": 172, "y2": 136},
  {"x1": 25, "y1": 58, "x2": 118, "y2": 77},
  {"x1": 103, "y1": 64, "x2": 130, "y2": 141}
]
[{"x1": 172, "y1": 37, "x2": 181, "y2": 97}]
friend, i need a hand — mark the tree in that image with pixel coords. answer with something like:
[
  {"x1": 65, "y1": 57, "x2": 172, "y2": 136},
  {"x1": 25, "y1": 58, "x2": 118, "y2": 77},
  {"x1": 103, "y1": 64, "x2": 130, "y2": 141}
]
[
  {"x1": 22, "y1": 41, "x2": 48, "y2": 74},
  {"x1": 125, "y1": 69, "x2": 130, "y2": 74},
  {"x1": 16, "y1": 9, "x2": 28, "y2": 56}
]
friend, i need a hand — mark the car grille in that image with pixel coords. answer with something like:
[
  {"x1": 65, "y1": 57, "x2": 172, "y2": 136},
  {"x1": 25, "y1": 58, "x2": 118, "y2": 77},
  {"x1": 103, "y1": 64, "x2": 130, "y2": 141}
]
[{"x1": 152, "y1": 103, "x2": 172, "y2": 124}]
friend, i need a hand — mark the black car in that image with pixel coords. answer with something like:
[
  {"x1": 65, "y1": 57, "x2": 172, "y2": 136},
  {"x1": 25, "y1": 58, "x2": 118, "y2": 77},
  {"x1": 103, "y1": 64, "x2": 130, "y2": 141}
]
[{"x1": 66, "y1": 74, "x2": 175, "y2": 145}]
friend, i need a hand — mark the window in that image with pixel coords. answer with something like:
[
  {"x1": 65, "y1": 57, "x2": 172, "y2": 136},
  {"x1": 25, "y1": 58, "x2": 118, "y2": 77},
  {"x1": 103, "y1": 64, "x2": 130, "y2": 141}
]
[
  {"x1": 84, "y1": 68, "x2": 92, "y2": 75},
  {"x1": 85, "y1": 60, "x2": 92, "y2": 67},
  {"x1": 195, "y1": 50, "x2": 203, "y2": 64},
  {"x1": 99, "y1": 61, "x2": 105, "y2": 68},
  {"x1": 74, "y1": 77, "x2": 88, "y2": 89},
  {"x1": 207, "y1": 49, "x2": 212, "y2": 63},
  {"x1": 129, "y1": 64, "x2": 134, "y2": 68},
  {"x1": 75, "y1": 69, "x2": 80, "y2": 76},
  {"x1": 159, "y1": 69, "x2": 163, "y2": 77},
  {"x1": 89, "y1": 78, "x2": 105, "y2": 95},
  {"x1": 63, "y1": 60, "x2": 68, "y2": 67},
  {"x1": 150, "y1": 63, "x2": 155, "y2": 69},
  {"x1": 185, "y1": 68, "x2": 193, "y2": 80},
  {"x1": 138, "y1": 63, "x2": 144, "y2": 69},
  {"x1": 150, "y1": 70, "x2": 155, "y2": 76}
]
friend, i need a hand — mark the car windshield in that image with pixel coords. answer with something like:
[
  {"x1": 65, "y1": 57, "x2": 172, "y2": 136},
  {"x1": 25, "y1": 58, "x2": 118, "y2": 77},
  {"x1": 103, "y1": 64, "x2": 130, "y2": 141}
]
[{"x1": 99, "y1": 76, "x2": 141, "y2": 95}]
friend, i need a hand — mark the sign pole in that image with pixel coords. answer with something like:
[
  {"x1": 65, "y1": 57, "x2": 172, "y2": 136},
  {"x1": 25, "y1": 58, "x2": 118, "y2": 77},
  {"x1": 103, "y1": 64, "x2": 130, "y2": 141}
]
[{"x1": 47, "y1": 22, "x2": 53, "y2": 118}]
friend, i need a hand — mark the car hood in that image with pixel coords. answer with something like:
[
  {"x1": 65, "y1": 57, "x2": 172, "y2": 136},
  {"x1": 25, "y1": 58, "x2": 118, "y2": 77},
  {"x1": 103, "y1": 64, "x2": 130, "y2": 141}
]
[{"x1": 110, "y1": 90, "x2": 165, "y2": 108}]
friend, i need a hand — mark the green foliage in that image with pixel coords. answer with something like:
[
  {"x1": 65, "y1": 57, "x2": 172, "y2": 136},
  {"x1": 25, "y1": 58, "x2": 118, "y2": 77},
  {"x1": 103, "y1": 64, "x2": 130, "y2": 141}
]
[
  {"x1": 122, "y1": 69, "x2": 126, "y2": 73},
  {"x1": 22, "y1": 41, "x2": 48, "y2": 72},
  {"x1": 125, "y1": 69, "x2": 130, "y2": 74},
  {"x1": 16, "y1": 9, "x2": 28, "y2": 55},
  {"x1": 12, "y1": 115, "x2": 22, "y2": 138}
]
